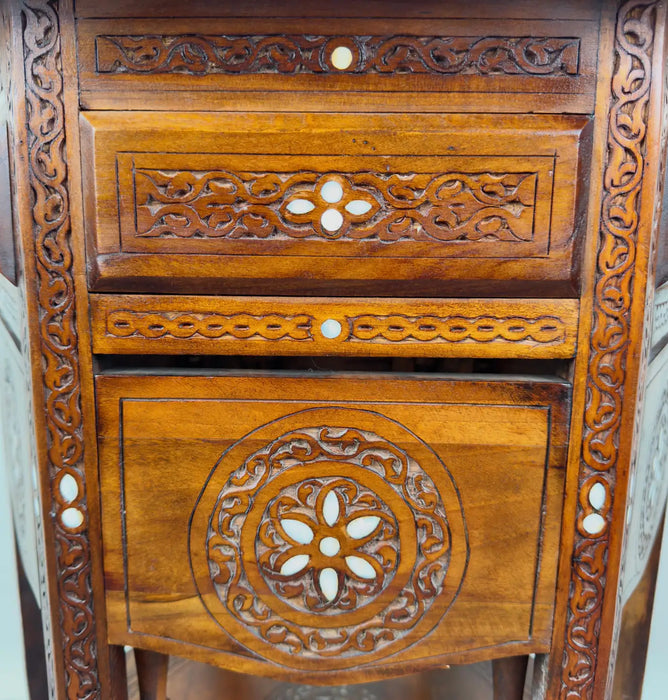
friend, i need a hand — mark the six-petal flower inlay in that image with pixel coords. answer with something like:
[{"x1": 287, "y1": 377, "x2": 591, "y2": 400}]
[{"x1": 258, "y1": 477, "x2": 399, "y2": 612}]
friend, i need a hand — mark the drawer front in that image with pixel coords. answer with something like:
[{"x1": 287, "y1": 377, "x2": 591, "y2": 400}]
[
  {"x1": 96, "y1": 373, "x2": 569, "y2": 681},
  {"x1": 76, "y1": 1, "x2": 598, "y2": 114},
  {"x1": 82, "y1": 112, "x2": 591, "y2": 297}
]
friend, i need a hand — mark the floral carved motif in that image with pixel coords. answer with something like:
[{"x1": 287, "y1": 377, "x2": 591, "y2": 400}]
[
  {"x1": 95, "y1": 34, "x2": 580, "y2": 77},
  {"x1": 190, "y1": 409, "x2": 467, "y2": 668},
  {"x1": 561, "y1": 3, "x2": 658, "y2": 699},
  {"x1": 106, "y1": 310, "x2": 314, "y2": 341},
  {"x1": 133, "y1": 170, "x2": 537, "y2": 243},
  {"x1": 21, "y1": 1, "x2": 99, "y2": 697}
]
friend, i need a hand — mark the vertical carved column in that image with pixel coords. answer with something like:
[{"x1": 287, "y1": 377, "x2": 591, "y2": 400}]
[
  {"x1": 20, "y1": 1, "x2": 100, "y2": 697},
  {"x1": 560, "y1": 2, "x2": 664, "y2": 699}
]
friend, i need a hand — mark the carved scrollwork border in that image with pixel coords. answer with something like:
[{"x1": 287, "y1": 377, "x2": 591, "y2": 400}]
[
  {"x1": 560, "y1": 2, "x2": 659, "y2": 699},
  {"x1": 21, "y1": 1, "x2": 99, "y2": 698}
]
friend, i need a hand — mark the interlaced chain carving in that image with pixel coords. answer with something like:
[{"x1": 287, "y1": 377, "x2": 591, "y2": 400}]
[
  {"x1": 348, "y1": 314, "x2": 566, "y2": 344},
  {"x1": 561, "y1": 3, "x2": 658, "y2": 699},
  {"x1": 95, "y1": 34, "x2": 580, "y2": 77},
  {"x1": 133, "y1": 169, "x2": 537, "y2": 243},
  {"x1": 106, "y1": 310, "x2": 314, "y2": 341}
]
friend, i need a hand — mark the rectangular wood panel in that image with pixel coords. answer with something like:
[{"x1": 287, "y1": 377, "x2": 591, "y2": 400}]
[
  {"x1": 81, "y1": 111, "x2": 591, "y2": 297},
  {"x1": 96, "y1": 373, "x2": 570, "y2": 683},
  {"x1": 90, "y1": 294, "x2": 580, "y2": 359}
]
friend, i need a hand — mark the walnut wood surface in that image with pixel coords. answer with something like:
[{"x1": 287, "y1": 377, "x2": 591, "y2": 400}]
[
  {"x1": 80, "y1": 111, "x2": 590, "y2": 298},
  {"x1": 90, "y1": 295, "x2": 579, "y2": 359},
  {"x1": 4, "y1": 0, "x2": 668, "y2": 698},
  {"x1": 96, "y1": 373, "x2": 569, "y2": 684}
]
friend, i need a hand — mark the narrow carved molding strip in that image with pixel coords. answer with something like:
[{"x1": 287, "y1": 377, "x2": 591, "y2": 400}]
[
  {"x1": 106, "y1": 311, "x2": 314, "y2": 341},
  {"x1": 21, "y1": 1, "x2": 99, "y2": 697},
  {"x1": 95, "y1": 34, "x2": 581, "y2": 77},
  {"x1": 651, "y1": 281, "x2": 668, "y2": 349},
  {"x1": 347, "y1": 314, "x2": 566, "y2": 345},
  {"x1": 561, "y1": 2, "x2": 657, "y2": 699},
  {"x1": 132, "y1": 169, "x2": 538, "y2": 243}
]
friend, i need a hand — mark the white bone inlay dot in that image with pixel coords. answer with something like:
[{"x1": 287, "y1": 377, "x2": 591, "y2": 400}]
[
  {"x1": 59, "y1": 474, "x2": 79, "y2": 504},
  {"x1": 61, "y1": 507, "x2": 84, "y2": 529},
  {"x1": 331, "y1": 46, "x2": 353, "y2": 70},
  {"x1": 345, "y1": 200, "x2": 373, "y2": 216},
  {"x1": 588, "y1": 483, "x2": 606, "y2": 511},
  {"x1": 320, "y1": 567, "x2": 339, "y2": 601},
  {"x1": 319, "y1": 536, "x2": 341, "y2": 556},
  {"x1": 286, "y1": 198, "x2": 315, "y2": 214},
  {"x1": 346, "y1": 515, "x2": 381, "y2": 539},
  {"x1": 281, "y1": 519, "x2": 314, "y2": 544},
  {"x1": 321, "y1": 208, "x2": 344, "y2": 232},
  {"x1": 280, "y1": 554, "x2": 310, "y2": 576},
  {"x1": 321, "y1": 319, "x2": 342, "y2": 339},
  {"x1": 321, "y1": 180, "x2": 343, "y2": 204},
  {"x1": 582, "y1": 513, "x2": 606, "y2": 535},
  {"x1": 323, "y1": 490, "x2": 340, "y2": 525},
  {"x1": 346, "y1": 555, "x2": 376, "y2": 579}
]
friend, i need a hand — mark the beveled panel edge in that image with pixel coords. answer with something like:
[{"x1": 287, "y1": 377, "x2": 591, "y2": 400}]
[{"x1": 90, "y1": 294, "x2": 579, "y2": 359}]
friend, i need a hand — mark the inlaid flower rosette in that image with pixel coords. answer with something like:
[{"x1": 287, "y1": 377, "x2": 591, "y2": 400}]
[{"x1": 189, "y1": 407, "x2": 468, "y2": 669}]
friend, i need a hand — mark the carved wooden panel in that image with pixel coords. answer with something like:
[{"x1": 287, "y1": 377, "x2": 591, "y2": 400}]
[
  {"x1": 80, "y1": 111, "x2": 590, "y2": 297},
  {"x1": 90, "y1": 294, "x2": 580, "y2": 359},
  {"x1": 96, "y1": 373, "x2": 569, "y2": 682},
  {"x1": 132, "y1": 169, "x2": 538, "y2": 244},
  {"x1": 94, "y1": 34, "x2": 581, "y2": 77},
  {"x1": 559, "y1": 2, "x2": 666, "y2": 699},
  {"x1": 75, "y1": 13, "x2": 599, "y2": 114}
]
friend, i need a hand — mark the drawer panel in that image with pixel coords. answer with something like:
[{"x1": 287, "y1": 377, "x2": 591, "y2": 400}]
[
  {"x1": 96, "y1": 373, "x2": 570, "y2": 681},
  {"x1": 90, "y1": 294, "x2": 580, "y2": 359},
  {"x1": 76, "y1": 1, "x2": 598, "y2": 114},
  {"x1": 82, "y1": 112, "x2": 591, "y2": 297}
]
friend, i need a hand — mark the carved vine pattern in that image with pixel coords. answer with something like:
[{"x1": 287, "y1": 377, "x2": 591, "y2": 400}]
[
  {"x1": 132, "y1": 169, "x2": 538, "y2": 243},
  {"x1": 561, "y1": 3, "x2": 657, "y2": 699},
  {"x1": 95, "y1": 34, "x2": 581, "y2": 77},
  {"x1": 206, "y1": 426, "x2": 453, "y2": 658},
  {"x1": 22, "y1": 1, "x2": 99, "y2": 698}
]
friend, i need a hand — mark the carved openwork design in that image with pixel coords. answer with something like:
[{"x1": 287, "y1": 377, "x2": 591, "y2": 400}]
[
  {"x1": 133, "y1": 169, "x2": 537, "y2": 243},
  {"x1": 106, "y1": 310, "x2": 314, "y2": 341},
  {"x1": 348, "y1": 314, "x2": 567, "y2": 344},
  {"x1": 95, "y1": 34, "x2": 581, "y2": 77},
  {"x1": 561, "y1": 2, "x2": 660, "y2": 699},
  {"x1": 190, "y1": 408, "x2": 468, "y2": 669},
  {"x1": 639, "y1": 390, "x2": 668, "y2": 559},
  {"x1": 258, "y1": 477, "x2": 401, "y2": 612}
]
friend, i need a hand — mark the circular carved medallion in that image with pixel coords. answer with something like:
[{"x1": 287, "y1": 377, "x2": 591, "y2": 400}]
[{"x1": 190, "y1": 407, "x2": 468, "y2": 669}]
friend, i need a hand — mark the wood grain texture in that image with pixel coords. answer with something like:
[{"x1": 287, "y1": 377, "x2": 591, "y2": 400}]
[
  {"x1": 95, "y1": 373, "x2": 569, "y2": 684},
  {"x1": 80, "y1": 111, "x2": 590, "y2": 298},
  {"x1": 554, "y1": 3, "x2": 668, "y2": 699},
  {"x1": 90, "y1": 295, "x2": 579, "y2": 359},
  {"x1": 75, "y1": 8, "x2": 598, "y2": 115}
]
